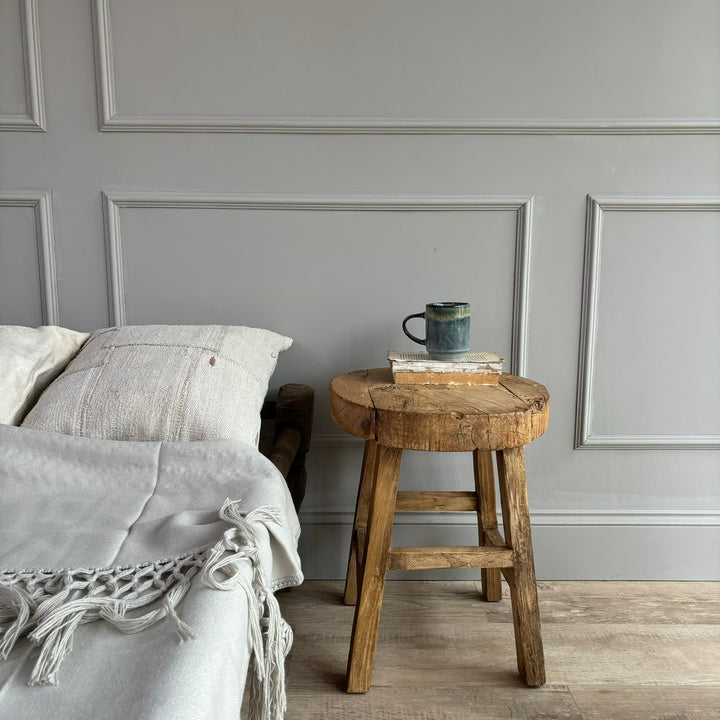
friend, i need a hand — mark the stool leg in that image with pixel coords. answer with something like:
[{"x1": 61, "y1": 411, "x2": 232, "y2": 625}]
[
  {"x1": 344, "y1": 440, "x2": 379, "y2": 605},
  {"x1": 473, "y1": 449, "x2": 503, "y2": 602},
  {"x1": 346, "y1": 443, "x2": 402, "y2": 693},
  {"x1": 497, "y1": 446, "x2": 546, "y2": 687}
]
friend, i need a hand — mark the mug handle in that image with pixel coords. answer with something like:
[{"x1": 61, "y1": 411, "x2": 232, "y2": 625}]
[{"x1": 402, "y1": 312, "x2": 426, "y2": 345}]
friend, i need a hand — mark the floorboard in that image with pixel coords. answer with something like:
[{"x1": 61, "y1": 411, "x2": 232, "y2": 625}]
[{"x1": 278, "y1": 580, "x2": 720, "y2": 720}]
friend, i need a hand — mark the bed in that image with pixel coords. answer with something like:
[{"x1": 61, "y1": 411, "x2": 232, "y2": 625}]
[{"x1": 0, "y1": 324, "x2": 313, "y2": 720}]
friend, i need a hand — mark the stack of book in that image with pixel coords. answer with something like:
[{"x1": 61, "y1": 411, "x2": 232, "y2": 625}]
[{"x1": 387, "y1": 351, "x2": 504, "y2": 385}]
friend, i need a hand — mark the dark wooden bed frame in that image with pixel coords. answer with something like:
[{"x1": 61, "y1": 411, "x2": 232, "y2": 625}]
[{"x1": 259, "y1": 383, "x2": 314, "y2": 511}]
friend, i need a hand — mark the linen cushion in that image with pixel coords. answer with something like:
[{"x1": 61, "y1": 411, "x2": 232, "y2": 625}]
[
  {"x1": 22, "y1": 324, "x2": 292, "y2": 445},
  {"x1": 0, "y1": 325, "x2": 89, "y2": 426}
]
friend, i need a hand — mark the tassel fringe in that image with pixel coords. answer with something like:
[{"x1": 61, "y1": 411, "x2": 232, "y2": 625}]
[{"x1": 0, "y1": 500, "x2": 293, "y2": 720}]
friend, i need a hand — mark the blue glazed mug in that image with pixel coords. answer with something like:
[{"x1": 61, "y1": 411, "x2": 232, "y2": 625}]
[{"x1": 402, "y1": 302, "x2": 471, "y2": 361}]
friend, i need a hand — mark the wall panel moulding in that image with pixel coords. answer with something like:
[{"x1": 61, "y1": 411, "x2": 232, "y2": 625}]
[
  {"x1": 0, "y1": 190, "x2": 58, "y2": 323},
  {"x1": 576, "y1": 195, "x2": 720, "y2": 449},
  {"x1": 91, "y1": 0, "x2": 719, "y2": 136},
  {"x1": 101, "y1": 191, "x2": 533, "y2": 375},
  {"x1": 0, "y1": 0, "x2": 46, "y2": 131}
]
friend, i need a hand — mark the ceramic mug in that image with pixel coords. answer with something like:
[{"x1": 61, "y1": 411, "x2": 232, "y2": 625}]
[{"x1": 402, "y1": 302, "x2": 471, "y2": 361}]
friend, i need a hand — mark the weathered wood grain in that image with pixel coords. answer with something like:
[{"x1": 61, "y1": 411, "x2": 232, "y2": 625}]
[
  {"x1": 267, "y1": 426, "x2": 302, "y2": 485},
  {"x1": 571, "y1": 685, "x2": 720, "y2": 720},
  {"x1": 345, "y1": 444, "x2": 402, "y2": 693},
  {"x1": 329, "y1": 368, "x2": 549, "y2": 452},
  {"x1": 394, "y1": 490, "x2": 479, "y2": 512},
  {"x1": 328, "y1": 368, "x2": 384, "y2": 440},
  {"x1": 281, "y1": 685, "x2": 581, "y2": 720},
  {"x1": 260, "y1": 382, "x2": 314, "y2": 510},
  {"x1": 474, "y1": 448, "x2": 503, "y2": 602},
  {"x1": 330, "y1": 369, "x2": 549, "y2": 692},
  {"x1": 343, "y1": 441, "x2": 379, "y2": 606},
  {"x1": 387, "y1": 545, "x2": 513, "y2": 571},
  {"x1": 497, "y1": 447, "x2": 545, "y2": 687},
  {"x1": 277, "y1": 580, "x2": 720, "y2": 720}
]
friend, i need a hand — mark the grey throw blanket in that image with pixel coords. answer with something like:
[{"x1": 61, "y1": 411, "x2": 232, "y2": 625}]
[{"x1": 0, "y1": 424, "x2": 303, "y2": 720}]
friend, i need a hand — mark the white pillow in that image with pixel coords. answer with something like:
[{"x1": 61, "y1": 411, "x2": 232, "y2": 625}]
[
  {"x1": 22, "y1": 325, "x2": 292, "y2": 446},
  {"x1": 0, "y1": 325, "x2": 90, "y2": 426}
]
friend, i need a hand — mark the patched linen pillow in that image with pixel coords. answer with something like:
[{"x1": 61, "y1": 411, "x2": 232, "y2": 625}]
[
  {"x1": 22, "y1": 325, "x2": 292, "y2": 445},
  {"x1": 0, "y1": 325, "x2": 90, "y2": 426}
]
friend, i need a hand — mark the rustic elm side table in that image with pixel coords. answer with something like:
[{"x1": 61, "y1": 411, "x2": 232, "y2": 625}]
[{"x1": 329, "y1": 368, "x2": 550, "y2": 693}]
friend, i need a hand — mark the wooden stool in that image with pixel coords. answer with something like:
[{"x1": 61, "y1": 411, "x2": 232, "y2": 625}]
[{"x1": 329, "y1": 368, "x2": 550, "y2": 693}]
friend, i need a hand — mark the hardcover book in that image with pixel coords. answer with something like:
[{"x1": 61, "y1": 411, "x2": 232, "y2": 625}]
[{"x1": 388, "y1": 351, "x2": 504, "y2": 385}]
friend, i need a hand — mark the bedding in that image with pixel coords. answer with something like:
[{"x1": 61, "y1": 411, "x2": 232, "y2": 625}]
[
  {"x1": 0, "y1": 325, "x2": 89, "y2": 426},
  {"x1": 21, "y1": 324, "x2": 292, "y2": 446},
  {"x1": 0, "y1": 423, "x2": 303, "y2": 720}
]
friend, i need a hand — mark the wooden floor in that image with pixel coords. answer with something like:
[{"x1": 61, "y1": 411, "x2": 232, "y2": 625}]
[{"x1": 277, "y1": 580, "x2": 720, "y2": 720}]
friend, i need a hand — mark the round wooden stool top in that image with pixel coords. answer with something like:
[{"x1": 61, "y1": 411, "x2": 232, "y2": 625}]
[{"x1": 330, "y1": 368, "x2": 549, "y2": 452}]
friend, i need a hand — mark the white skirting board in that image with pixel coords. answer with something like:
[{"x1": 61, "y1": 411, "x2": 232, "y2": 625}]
[
  {"x1": 297, "y1": 514, "x2": 720, "y2": 581},
  {"x1": 301, "y1": 437, "x2": 720, "y2": 581}
]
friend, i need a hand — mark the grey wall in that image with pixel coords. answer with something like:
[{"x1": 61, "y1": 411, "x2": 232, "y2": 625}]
[{"x1": 1, "y1": 0, "x2": 719, "y2": 579}]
